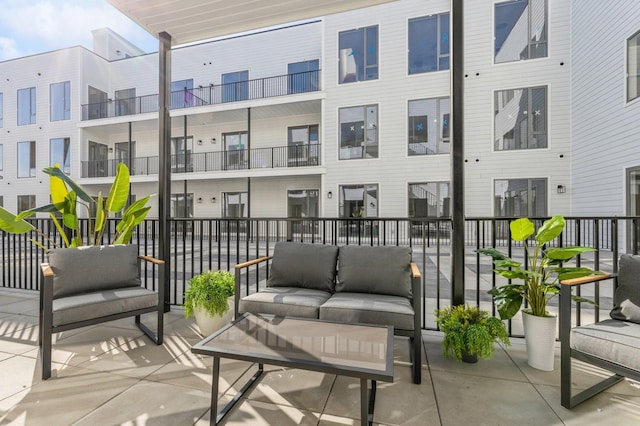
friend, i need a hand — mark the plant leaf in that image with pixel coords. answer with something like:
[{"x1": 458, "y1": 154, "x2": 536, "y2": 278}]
[
  {"x1": 494, "y1": 269, "x2": 528, "y2": 280},
  {"x1": 510, "y1": 218, "x2": 535, "y2": 242},
  {"x1": 494, "y1": 259, "x2": 522, "y2": 268},
  {"x1": 49, "y1": 166, "x2": 68, "y2": 210},
  {"x1": 476, "y1": 247, "x2": 511, "y2": 261},
  {"x1": 536, "y1": 215, "x2": 565, "y2": 244},
  {"x1": 43, "y1": 166, "x2": 93, "y2": 203},
  {"x1": 63, "y1": 192, "x2": 78, "y2": 230},
  {"x1": 94, "y1": 194, "x2": 105, "y2": 232},
  {"x1": 0, "y1": 207, "x2": 35, "y2": 234},
  {"x1": 105, "y1": 163, "x2": 130, "y2": 213},
  {"x1": 546, "y1": 246, "x2": 595, "y2": 261}
]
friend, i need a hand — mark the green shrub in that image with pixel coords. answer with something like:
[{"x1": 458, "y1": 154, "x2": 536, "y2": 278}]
[{"x1": 184, "y1": 271, "x2": 235, "y2": 318}]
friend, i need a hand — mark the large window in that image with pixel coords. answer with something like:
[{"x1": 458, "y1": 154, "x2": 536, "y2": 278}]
[
  {"x1": 408, "y1": 98, "x2": 450, "y2": 155},
  {"x1": 50, "y1": 81, "x2": 70, "y2": 121},
  {"x1": 17, "y1": 87, "x2": 36, "y2": 125},
  {"x1": 115, "y1": 141, "x2": 136, "y2": 169},
  {"x1": 17, "y1": 195, "x2": 36, "y2": 213},
  {"x1": 627, "y1": 167, "x2": 640, "y2": 252},
  {"x1": 408, "y1": 182, "x2": 450, "y2": 218},
  {"x1": 628, "y1": 31, "x2": 640, "y2": 102},
  {"x1": 87, "y1": 86, "x2": 107, "y2": 119},
  {"x1": 494, "y1": 178, "x2": 547, "y2": 217},
  {"x1": 495, "y1": 0, "x2": 547, "y2": 63},
  {"x1": 171, "y1": 193, "x2": 193, "y2": 218},
  {"x1": 0, "y1": 144, "x2": 3, "y2": 179},
  {"x1": 288, "y1": 60, "x2": 319, "y2": 94},
  {"x1": 50, "y1": 138, "x2": 70, "y2": 174},
  {"x1": 88, "y1": 141, "x2": 108, "y2": 177},
  {"x1": 222, "y1": 71, "x2": 249, "y2": 103},
  {"x1": 339, "y1": 26, "x2": 378, "y2": 84},
  {"x1": 223, "y1": 132, "x2": 247, "y2": 169},
  {"x1": 223, "y1": 192, "x2": 248, "y2": 218},
  {"x1": 339, "y1": 184, "x2": 378, "y2": 218},
  {"x1": 17, "y1": 141, "x2": 36, "y2": 178},
  {"x1": 171, "y1": 79, "x2": 194, "y2": 109},
  {"x1": 115, "y1": 88, "x2": 136, "y2": 116},
  {"x1": 171, "y1": 136, "x2": 193, "y2": 172},
  {"x1": 0, "y1": 92, "x2": 3, "y2": 128},
  {"x1": 408, "y1": 13, "x2": 450, "y2": 74},
  {"x1": 495, "y1": 86, "x2": 546, "y2": 150},
  {"x1": 288, "y1": 190, "x2": 319, "y2": 218},
  {"x1": 339, "y1": 105, "x2": 378, "y2": 159},
  {"x1": 288, "y1": 125, "x2": 319, "y2": 166}
]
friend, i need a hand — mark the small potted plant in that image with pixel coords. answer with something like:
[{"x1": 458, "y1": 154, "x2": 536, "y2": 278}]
[
  {"x1": 435, "y1": 304, "x2": 510, "y2": 363},
  {"x1": 184, "y1": 270, "x2": 235, "y2": 336}
]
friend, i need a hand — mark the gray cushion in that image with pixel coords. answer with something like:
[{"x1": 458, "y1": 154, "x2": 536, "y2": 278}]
[
  {"x1": 610, "y1": 254, "x2": 640, "y2": 324},
  {"x1": 52, "y1": 287, "x2": 158, "y2": 327},
  {"x1": 571, "y1": 319, "x2": 640, "y2": 372},
  {"x1": 320, "y1": 292, "x2": 415, "y2": 330},
  {"x1": 239, "y1": 287, "x2": 332, "y2": 319},
  {"x1": 336, "y1": 245, "x2": 412, "y2": 298},
  {"x1": 48, "y1": 245, "x2": 141, "y2": 299},
  {"x1": 267, "y1": 242, "x2": 338, "y2": 292}
]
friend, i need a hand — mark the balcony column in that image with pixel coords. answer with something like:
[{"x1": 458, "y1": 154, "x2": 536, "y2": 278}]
[
  {"x1": 158, "y1": 31, "x2": 172, "y2": 313},
  {"x1": 247, "y1": 107, "x2": 251, "y2": 218},
  {"x1": 128, "y1": 121, "x2": 133, "y2": 206},
  {"x1": 450, "y1": 0, "x2": 465, "y2": 306}
]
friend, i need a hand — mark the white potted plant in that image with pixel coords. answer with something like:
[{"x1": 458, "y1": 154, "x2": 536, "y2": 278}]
[
  {"x1": 184, "y1": 270, "x2": 235, "y2": 336},
  {"x1": 477, "y1": 216, "x2": 598, "y2": 371}
]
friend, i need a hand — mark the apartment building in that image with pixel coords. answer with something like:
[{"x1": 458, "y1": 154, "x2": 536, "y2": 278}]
[{"x1": 1, "y1": 0, "x2": 624, "y2": 223}]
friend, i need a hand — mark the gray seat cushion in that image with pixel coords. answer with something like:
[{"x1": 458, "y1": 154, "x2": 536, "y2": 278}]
[
  {"x1": 336, "y1": 245, "x2": 412, "y2": 298},
  {"x1": 267, "y1": 242, "x2": 339, "y2": 292},
  {"x1": 48, "y1": 245, "x2": 141, "y2": 299},
  {"x1": 610, "y1": 254, "x2": 640, "y2": 324},
  {"x1": 319, "y1": 292, "x2": 415, "y2": 330},
  {"x1": 571, "y1": 319, "x2": 640, "y2": 372},
  {"x1": 239, "y1": 287, "x2": 332, "y2": 319},
  {"x1": 52, "y1": 287, "x2": 158, "y2": 327}
]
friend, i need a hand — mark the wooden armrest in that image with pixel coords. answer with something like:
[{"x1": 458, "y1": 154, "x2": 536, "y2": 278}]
[
  {"x1": 235, "y1": 256, "x2": 271, "y2": 270},
  {"x1": 41, "y1": 263, "x2": 54, "y2": 278},
  {"x1": 410, "y1": 262, "x2": 421, "y2": 279},
  {"x1": 561, "y1": 273, "x2": 613, "y2": 287},
  {"x1": 139, "y1": 255, "x2": 165, "y2": 265}
]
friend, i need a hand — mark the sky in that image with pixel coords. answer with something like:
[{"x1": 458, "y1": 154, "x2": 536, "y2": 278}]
[{"x1": 0, "y1": 0, "x2": 158, "y2": 61}]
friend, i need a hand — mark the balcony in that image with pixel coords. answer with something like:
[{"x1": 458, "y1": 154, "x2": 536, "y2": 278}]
[
  {"x1": 80, "y1": 70, "x2": 321, "y2": 121},
  {"x1": 80, "y1": 144, "x2": 321, "y2": 178}
]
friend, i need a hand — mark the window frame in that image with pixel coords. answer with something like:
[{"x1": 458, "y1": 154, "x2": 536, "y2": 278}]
[
  {"x1": 338, "y1": 25, "x2": 379, "y2": 84},
  {"x1": 494, "y1": 85, "x2": 547, "y2": 151},
  {"x1": 408, "y1": 13, "x2": 450, "y2": 75},
  {"x1": 50, "y1": 137, "x2": 71, "y2": 174},
  {"x1": 408, "y1": 97, "x2": 450, "y2": 156},
  {"x1": 339, "y1": 104, "x2": 378, "y2": 160},
  {"x1": 17, "y1": 87, "x2": 36, "y2": 125},
  {"x1": 408, "y1": 182, "x2": 451, "y2": 218},
  {"x1": 50, "y1": 81, "x2": 71, "y2": 121},
  {"x1": 494, "y1": 178, "x2": 547, "y2": 217},
  {"x1": 17, "y1": 195, "x2": 36, "y2": 213},
  {"x1": 0, "y1": 92, "x2": 3, "y2": 128},
  {"x1": 338, "y1": 184, "x2": 378, "y2": 218},
  {"x1": 17, "y1": 141, "x2": 36, "y2": 178},
  {"x1": 627, "y1": 30, "x2": 640, "y2": 102},
  {"x1": 494, "y1": 0, "x2": 547, "y2": 64}
]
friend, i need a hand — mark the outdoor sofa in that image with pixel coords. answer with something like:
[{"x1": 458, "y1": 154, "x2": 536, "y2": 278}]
[{"x1": 234, "y1": 242, "x2": 423, "y2": 384}]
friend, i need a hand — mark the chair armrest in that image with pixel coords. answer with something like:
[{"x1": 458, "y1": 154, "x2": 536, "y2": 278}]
[
  {"x1": 410, "y1": 262, "x2": 421, "y2": 279},
  {"x1": 139, "y1": 255, "x2": 165, "y2": 265},
  {"x1": 560, "y1": 273, "x2": 614, "y2": 287},
  {"x1": 234, "y1": 256, "x2": 272, "y2": 319},
  {"x1": 410, "y1": 262, "x2": 422, "y2": 332},
  {"x1": 41, "y1": 263, "x2": 54, "y2": 278}
]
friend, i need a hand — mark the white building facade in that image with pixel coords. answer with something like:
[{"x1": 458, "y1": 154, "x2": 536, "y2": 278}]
[{"x1": 0, "y1": 0, "x2": 628, "y2": 223}]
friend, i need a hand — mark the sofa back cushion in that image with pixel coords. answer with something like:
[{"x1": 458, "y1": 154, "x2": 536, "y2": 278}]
[
  {"x1": 610, "y1": 254, "x2": 640, "y2": 324},
  {"x1": 48, "y1": 245, "x2": 141, "y2": 299},
  {"x1": 336, "y1": 245, "x2": 412, "y2": 298},
  {"x1": 267, "y1": 242, "x2": 338, "y2": 292}
]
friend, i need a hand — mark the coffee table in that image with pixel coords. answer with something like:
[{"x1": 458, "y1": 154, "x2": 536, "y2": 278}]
[{"x1": 191, "y1": 313, "x2": 394, "y2": 425}]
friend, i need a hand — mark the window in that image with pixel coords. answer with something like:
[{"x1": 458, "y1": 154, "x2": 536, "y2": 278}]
[
  {"x1": 17, "y1": 195, "x2": 36, "y2": 213},
  {"x1": 408, "y1": 13, "x2": 450, "y2": 74},
  {"x1": 115, "y1": 88, "x2": 136, "y2": 116},
  {"x1": 223, "y1": 192, "x2": 248, "y2": 218},
  {"x1": 339, "y1": 105, "x2": 378, "y2": 159},
  {"x1": 627, "y1": 31, "x2": 640, "y2": 102},
  {"x1": 408, "y1": 98, "x2": 450, "y2": 155},
  {"x1": 88, "y1": 141, "x2": 109, "y2": 177},
  {"x1": 0, "y1": 92, "x2": 3, "y2": 127},
  {"x1": 170, "y1": 193, "x2": 194, "y2": 218},
  {"x1": 339, "y1": 26, "x2": 378, "y2": 83},
  {"x1": 171, "y1": 136, "x2": 193, "y2": 172},
  {"x1": 223, "y1": 132, "x2": 247, "y2": 169},
  {"x1": 0, "y1": 196, "x2": 3, "y2": 207},
  {"x1": 17, "y1": 141, "x2": 36, "y2": 178},
  {"x1": 50, "y1": 81, "x2": 70, "y2": 121},
  {"x1": 494, "y1": 86, "x2": 546, "y2": 150},
  {"x1": 495, "y1": 0, "x2": 547, "y2": 63},
  {"x1": 288, "y1": 190, "x2": 319, "y2": 218},
  {"x1": 494, "y1": 178, "x2": 547, "y2": 217},
  {"x1": 0, "y1": 144, "x2": 2, "y2": 179},
  {"x1": 17, "y1": 87, "x2": 36, "y2": 125},
  {"x1": 50, "y1": 138, "x2": 70, "y2": 174},
  {"x1": 627, "y1": 167, "x2": 640, "y2": 252},
  {"x1": 339, "y1": 184, "x2": 378, "y2": 218},
  {"x1": 408, "y1": 182, "x2": 450, "y2": 218},
  {"x1": 222, "y1": 71, "x2": 249, "y2": 103},
  {"x1": 87, "y1": 86, "x2": 107, "y2": 119},
  {"x1": 288, "y1": 60, "x2": 320, "y2": 93},
  {"x1": 115, "y1": 141, "x2": 136, "y2": 170},
  {"x1": 288, "y1": 125, "x2": 319, "y2": 166},
  {"x1": 171, "y1": 79, "x2": 194, "y2": 109}
]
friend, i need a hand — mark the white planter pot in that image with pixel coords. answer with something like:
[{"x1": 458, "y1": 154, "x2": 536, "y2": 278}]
[
  {"x1": 193, "y1": 297, "x2": 235, "y2": 337},
  {"x1": 522, "y1": 311, "x2": 557, "y2": 371}
]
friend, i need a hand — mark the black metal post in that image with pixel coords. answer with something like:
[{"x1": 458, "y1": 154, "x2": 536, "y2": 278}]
[
  {"x1": 451, "y1": 0, "x2": 465, "y2": 306},
  {"x1": 158, "y1": 31, "x2": 172, "y2": 313},
  {"x1": 128, "y1": 121, "x2": 133, "y2": 206}
]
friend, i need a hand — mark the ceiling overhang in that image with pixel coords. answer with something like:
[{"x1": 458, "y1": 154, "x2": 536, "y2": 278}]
[{"x1": 108, "y1": 0, "x2": 398, "y2": 46}]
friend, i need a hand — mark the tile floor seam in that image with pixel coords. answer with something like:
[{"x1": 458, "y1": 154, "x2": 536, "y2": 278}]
[{"x1": 422, "y1": 336, "x2": 444, "y2": 426}]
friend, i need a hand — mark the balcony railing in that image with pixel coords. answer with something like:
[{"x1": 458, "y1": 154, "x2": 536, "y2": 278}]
[
  {"x1": 80, "y1": 144, "x2": 321, "y2": 178},
  {"x1": 80, "y1": 70, "x2": 321, "y2": 121},
  {"x1": 3, "y1": 216, "x2": 639, "y2": 333}
]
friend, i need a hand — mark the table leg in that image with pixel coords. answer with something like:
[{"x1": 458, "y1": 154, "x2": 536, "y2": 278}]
[
  {"x1": 210, "y1": 356, "x2": 220, "y2": 426},
  {"x1": 360, "y1": 379, "x2": 377, "y2": 426}
]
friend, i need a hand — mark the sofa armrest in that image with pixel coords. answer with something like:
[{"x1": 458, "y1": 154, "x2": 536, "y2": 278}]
[
  {"x1": 234, "y1": 256, "x2": 271, "y2": 319},
  {"x1": 139, "y1": 255, "x2": 165, "y2": 265},
  {"x1": 560, "y1": 273, "x2": 613, "y2": 287},
  {"x1": 410, "y1": 262, "x2": 422, "y2": 331}
]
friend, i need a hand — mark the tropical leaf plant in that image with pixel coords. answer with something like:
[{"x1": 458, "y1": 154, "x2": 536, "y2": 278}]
[
  {"x1": 477, "y1": 215, "x2": 601, "y2": 319},
  {"x1": 0, "y1": 163, "x2": 152, "y2": 249}
]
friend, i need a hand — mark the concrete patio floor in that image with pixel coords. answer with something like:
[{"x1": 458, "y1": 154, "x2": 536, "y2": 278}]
[{"x1": 1, "y1": 288, "x2": 640, "y2": 425}]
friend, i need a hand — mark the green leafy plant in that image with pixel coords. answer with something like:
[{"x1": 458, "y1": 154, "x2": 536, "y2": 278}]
[
  {"x1": 184, "y1": 271, "x2": 235, "y2": 318},
  {"x1": 435, "y1": 304, "x2": 510, "y2": 361},
  {"x1": 0, "y1": 163, "x2": 151, "y2": 249},
  {"x1": 477, "y1": 215, "x2": 599, "y2": 320}
]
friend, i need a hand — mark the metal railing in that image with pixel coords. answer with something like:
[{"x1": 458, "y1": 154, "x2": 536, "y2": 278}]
[
  {"x1": 80, "y1": 144, "x2": 321, "y2": 178},
  {"x1": 2, "y1": 216, "x2": 638, "y2": 334},
  {"x1": 80, "y1": 70, "x2": 321, "y2": 121}
]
